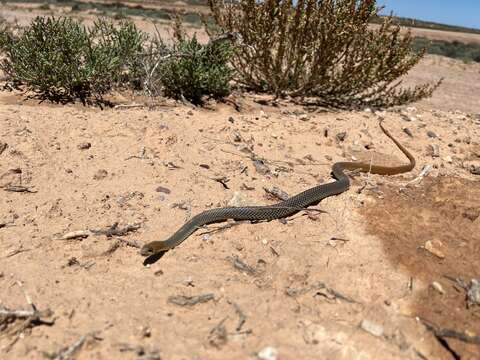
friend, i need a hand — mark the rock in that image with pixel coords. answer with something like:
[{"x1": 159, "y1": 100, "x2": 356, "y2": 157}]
[
  {"x1": 424, "y1": 240, "x2": 445, "y2": 259},
  {"x1": 471, "y1": 165, "x2": 480, "y2": 175},
  {"x1": 77, "y1": 142, "x2": 91, "y2": 150},
  {"x1": 302, "y1": 322, "x2": 327, "y2": 345},
  {"x1": 228, "y1": 192, "x2": 258, "y2": 207},
  {"x1": 336, "y1": 131, "x2": 347, "y2": 142},
  {"x1": 258, "y1": 347, "x2": 278, "y2": 360},
  {"x1": 431, "y1": 281, "x2": 445, "y2": 294},
  {"x1": 253, "y1": 159, "x2": 271, "y2": 175},
  {"x1": 463, "y1": 208, "x2": 480, "y2": 221},
  {"x1": 228, "y1": 116, "x2": 235, "y2": 123},
  {"x1": 467, "y1": 279, "x2": 480, "y2": 307},
  {"x1": 155, "y1": 186, "x2": 171, "y2": 194},
  {"x1": 426, "y1": 144, "x2": 440, "y2": 158},
  {"x1": 299, "y1": 114, "x2": 309, "y2": 121},
  {"x1": 93, "y1": 169, "x2": 108, "y2": 180},
  {"x1": 443, "y1": 155, "x2": 453, "y2": 163},
  {"x1": 403, "y1": 128, "x2": 413, "y2": 137},
  {"x1": 360, "y1": 319, "x2": 384, "y2": 337},
  {"x1": 427, "y1": 130, "x2": 437, "y2": 138}
]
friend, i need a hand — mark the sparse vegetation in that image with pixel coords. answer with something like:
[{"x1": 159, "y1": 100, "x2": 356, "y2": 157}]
[
  {"x1": 208, "y1": 0, "x2": 441, "y2": 108},
  {"x1": 411, "y1": 37, "x2": 480, "y2": 63},
  {"x1": 0, "y1": 16, "x2": 145, "y2": 103},
  {"x1": 145, "y1": 22, "x2": 234, "y2": 105}
]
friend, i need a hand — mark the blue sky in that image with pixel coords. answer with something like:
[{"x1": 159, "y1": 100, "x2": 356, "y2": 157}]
[{"x1": 379, "y1": 0, "x2": 480, "y2": 29}]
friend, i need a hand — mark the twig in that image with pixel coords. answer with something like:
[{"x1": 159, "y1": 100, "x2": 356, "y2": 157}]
[
  {"x1": 0, "y1": 142, "x2": 7, "y2": 156},
  {"x1": 0, "y1": 281, "x2": 54, "y2": 342},
  {"x1": 230, "y1": 302, "x2": 247, "y2": 332},
  {"x1": 49, "y1": 332, "x2": 99, "y2": 360},
  {"x1": 196, "y1": 221, "x2": 250, "y2": 236},
  {"x1": 57, "y1": 223, "x2": 141, "y2": 240},
  {"x1": 404, "y1": 164, "x2": 433, "y2": 186},
  {"x1": 113, "y1": 103, "x2": 145, "y2": 110},
  {"x1": 4, "y1": 185, "x2": 37, "y2": 193},
  {"x1": 101, "y1": 238, "x2": 142, "y2": 256},
  {"x1": 208, "y1": 317, "x2": 228, "y2": 348},
  {"x1": 168, "y1": 293, "x2": 215, "y2": 307},
  {"x1": 226, "y1": 256, "x2": 256, "y2": 276},
  {"x1": 420, "y1": 317, "x2": 480, "y2": 345},
  {"x1": 5, "y1": 246, "x2": 31, "y2": 258},
  {"x1": 286, "y1": 281, "x2": 360, "y2": 304}
]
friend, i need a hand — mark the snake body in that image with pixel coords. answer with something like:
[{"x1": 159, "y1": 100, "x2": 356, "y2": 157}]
[{"x1": 140, "y1": 121, "x2": 415, "y2": 256}]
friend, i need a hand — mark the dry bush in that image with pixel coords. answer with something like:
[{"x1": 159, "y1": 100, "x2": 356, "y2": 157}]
[{"x1": 208, "y1": 0, "x2": 441, "y2": 108}]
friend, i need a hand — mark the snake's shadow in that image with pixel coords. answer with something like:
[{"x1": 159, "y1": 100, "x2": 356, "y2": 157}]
[{"x1": 143, "y1": 250, "x2": 167, "y2": 266}]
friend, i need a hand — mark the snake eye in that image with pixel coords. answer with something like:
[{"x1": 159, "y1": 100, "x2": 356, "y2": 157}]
[{"x1": 140, "y1": 246, "x2": 153, "y2": 256}]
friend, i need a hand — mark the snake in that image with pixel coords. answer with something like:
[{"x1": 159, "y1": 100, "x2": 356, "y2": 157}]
[{"x1": 140, "y1": 120, "x2": 415, "y2": 257}]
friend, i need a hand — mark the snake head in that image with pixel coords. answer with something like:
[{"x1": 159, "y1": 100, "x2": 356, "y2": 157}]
[{"x1": 140, "y1": 244, "x2": 155, "y2": 257}]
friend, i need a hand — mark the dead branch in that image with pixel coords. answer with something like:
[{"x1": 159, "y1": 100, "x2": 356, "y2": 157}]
[
  {"x1": 226, "y1": 256, "x2": 257, "y2": 276},
  {"x1": 0, "y1": 142, "x2": 7, "y2": 156},
  {"x1": 420, "y1": 318, "x2": 480, "y2": 346},
  {"x1": 404, "y1": 164, "x2": 433, "y2": 186},
  {"x1": 168, "y1": 293, "x2": 215, "y2": 307},
  {"x1": 57, "y1": 223, "x2": 141, "y2": 240},
  {"x1": 3, "y1": 185, "x2": 37, "y2": 193}
]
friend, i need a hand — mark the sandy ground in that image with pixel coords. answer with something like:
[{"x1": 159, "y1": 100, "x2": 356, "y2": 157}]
[{"x1": 1, "y1": 3, "x2": 480, "y2": 360}]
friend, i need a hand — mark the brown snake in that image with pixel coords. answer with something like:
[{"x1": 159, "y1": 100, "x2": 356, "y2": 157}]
[{"x1": 140, "y1": 120, "x2": 415, "y2": 257}]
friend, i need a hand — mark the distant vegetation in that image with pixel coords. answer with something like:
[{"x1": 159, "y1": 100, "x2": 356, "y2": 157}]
[
  {"x1": 373, "y1": 15, "x2": 480, "y2": 35},
  {"x1": 4, "y1": 0, "x2": 203, "y2": 25},
  {"x1": 411, "y1": 37, "x2": 480, "y2": 63}
]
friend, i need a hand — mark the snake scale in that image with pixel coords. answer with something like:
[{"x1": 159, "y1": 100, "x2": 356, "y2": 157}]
[{"x1": 140, "y1": 120, "x2": 415, "y2": 257}]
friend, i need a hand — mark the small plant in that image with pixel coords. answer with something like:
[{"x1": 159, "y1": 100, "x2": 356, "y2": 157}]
[
  {"x1": 0, "y1": 16, "x2": 145, "y2": 103},
  {"x1": 143, "y1": 18, "x2": 234, "y2": 105},
  {"x1": 208, "y1": 0, "x2": 441, "y2": 108}
]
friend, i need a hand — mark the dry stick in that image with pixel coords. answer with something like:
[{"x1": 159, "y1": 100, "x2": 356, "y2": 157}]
[
  {"x1": 230, "y1": 302, "x2": 247, "y2": 332},
  {"x1": 404, "y1": 164, "x2": 433, "y2": 186},
  {"x1": 168, "y1": 293, "x2": 215, "y2": 307},
  {"x1": 4, "y1": 185, "x2": 37, "y2": 193},
  {"x1": 420, "y1": 317, "x2": 480, "y2": 346},
  {"x1": 58, "y1": 223, "x2": 141, "y2": 240},
  {"x1": 226, "y1": 256, "x2": 256, "y2": 276},
  {"x1": 51, "y1": 332, "x2": 98, "y2": 360}
]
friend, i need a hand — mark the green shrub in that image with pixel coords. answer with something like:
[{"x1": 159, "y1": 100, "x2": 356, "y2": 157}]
[
  {"x1": 156, "y1": 35, "x2": 233, "y2": 104},
  {"x1": 0, "y1": 16, "x2": 145, "y2": 103},
  {"x1": 208, "y1": 0, "x2": 441, "y2": 108}
]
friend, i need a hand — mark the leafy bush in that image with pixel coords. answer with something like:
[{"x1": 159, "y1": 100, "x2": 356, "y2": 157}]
[
  {"x1": 0, "y1": 16, "x2": 145, "y2": 103},
  {"x1": 208, "y1": 0, "x2": 441, "y2": 108},
  {"x1": 157, "y1": 35, "x2": 233, "y2": 104},
  {"x1": 142, "y1": 18, "x2": 234, "y2": 105}
]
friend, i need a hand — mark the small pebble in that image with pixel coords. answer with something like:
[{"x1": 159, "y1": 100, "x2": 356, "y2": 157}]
[
  {"x1": 424, "y1": 240, "x2": 445, "y2": 259},
  {"x1": 258, "y1": 346, "x2": 278, "y2": 360},
  {"x1": 427, "y1": 130, "x2": 437, "y2": 138},
  {"x1": 403, "y1": 128, "x2": 413, "y2": 137},
  {"x1": 155, "y1": 186, "x2": 171, "y2": 194},
  {"x1": 471, "y1": 165, "x2": 480, "y2": 175},
  {"x1": 431, "y1": 281, "x2": 445, "y2": 294},
  {"x1": 360, "y1": 319, "x2": 384, "y2": 337},
  {"x1": 93, "y1": 169, "x2": 108, "y2": 180},
  {"x1": 77, "y1": 142, "x2": 91, "y2": 150},
  {"x1": 336, "y1": 131, "x2": 347, "y2": 142}
]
